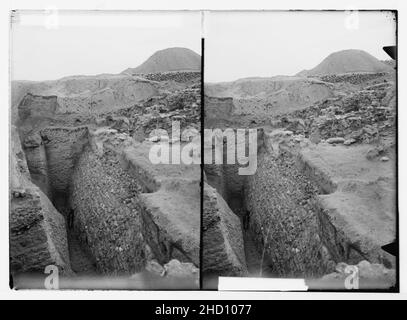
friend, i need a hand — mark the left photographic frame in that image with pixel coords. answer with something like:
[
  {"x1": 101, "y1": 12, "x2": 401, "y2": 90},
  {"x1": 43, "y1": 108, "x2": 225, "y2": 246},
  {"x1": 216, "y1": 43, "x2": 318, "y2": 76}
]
[{"x1": 9, "y1": 10, "x2": 202, "y2": 290}]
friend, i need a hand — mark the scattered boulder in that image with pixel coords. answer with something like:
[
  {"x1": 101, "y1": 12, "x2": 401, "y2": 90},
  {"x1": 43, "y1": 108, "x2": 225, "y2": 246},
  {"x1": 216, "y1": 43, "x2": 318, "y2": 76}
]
[
  {"x1": 326, "y1": 137, "x2": 345, "y2": 144},
  {"x1": 145, "y1": 259, "x2": 166, "y2": 276},
  {"x1": 164, "y1": 259, "x2": 199, "y2": 278},
  {"x1": 344, "y1": 138, "x2": 356, "y2": 146}
]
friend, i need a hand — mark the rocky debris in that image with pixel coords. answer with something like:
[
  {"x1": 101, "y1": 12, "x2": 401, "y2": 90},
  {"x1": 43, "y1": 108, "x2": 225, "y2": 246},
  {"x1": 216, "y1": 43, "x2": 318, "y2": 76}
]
[
  {"x1": 140, "y1": 258, "x2": 199, "y2": 285},
  {"x1": 203, "y1": 183, "x2": 248, "y2": 277},
  {"x1": 278, "y1": 77, "x2": 396, "y2": 144},
  {"x1": 164, "y1": 259, "x2": 199, "y2": 278},
  {"x1": 318, "y1": 72, "x2": 388, "y2": 85},
  {"x1": 101, "y1": 82, "x2": 201, "y2": 139},
  {"x1": 319, "y1": 261, "x2": 395, "y2": 289},
  {"x1": 139, "y1": 71, "x2": 200, "y2": 83}
]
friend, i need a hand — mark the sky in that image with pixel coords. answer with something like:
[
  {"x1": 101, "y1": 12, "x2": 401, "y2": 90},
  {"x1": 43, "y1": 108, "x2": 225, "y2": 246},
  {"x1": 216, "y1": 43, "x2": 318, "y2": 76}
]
[
  {"x1": 205, "y1": 11, "x2": 396, "y2": 82},
  {"x1": 11, "y1": 11, "x2": 201, "y2": 81}
]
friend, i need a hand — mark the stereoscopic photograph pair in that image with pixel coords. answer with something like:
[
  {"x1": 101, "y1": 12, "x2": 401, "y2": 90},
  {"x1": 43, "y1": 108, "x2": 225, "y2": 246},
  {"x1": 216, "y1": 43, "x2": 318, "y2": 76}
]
[{"x1": 9, "y1": 10, "x2": 398, "y2": 291}]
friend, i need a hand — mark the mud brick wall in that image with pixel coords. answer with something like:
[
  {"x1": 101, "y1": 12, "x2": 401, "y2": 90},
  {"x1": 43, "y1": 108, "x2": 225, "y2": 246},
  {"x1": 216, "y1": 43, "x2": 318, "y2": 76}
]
[
  {"x1": 245, "y1": 151, "x2": 332, "y2": 277},
  {"x1": 70, "y1": 148, "x2": 145, "y2": 275}
]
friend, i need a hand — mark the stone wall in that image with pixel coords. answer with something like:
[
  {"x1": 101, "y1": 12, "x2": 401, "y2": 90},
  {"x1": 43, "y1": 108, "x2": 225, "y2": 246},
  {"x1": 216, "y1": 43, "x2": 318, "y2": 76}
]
[
  {"x1": 141, "y1": 71, "x2": 200, "y2": 83},
  {"x1": 245, "y1": 151, "x2": 332, "y2": 277},
  {"x1": 70, "y1": 147, "x2": 145, "y2": 275},
  {"x1": 318, "y1": 72, "x2": 388, "y2": 85}
]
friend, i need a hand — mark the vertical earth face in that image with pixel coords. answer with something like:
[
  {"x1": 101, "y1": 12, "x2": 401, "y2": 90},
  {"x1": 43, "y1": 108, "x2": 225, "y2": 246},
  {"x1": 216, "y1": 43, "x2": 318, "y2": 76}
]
[
  {"x1": 10, "y1": 47, "x2": 202, "y2": 289},
  {"x1": 203, "y1": 49, "x2": 397, "y2": 290}
]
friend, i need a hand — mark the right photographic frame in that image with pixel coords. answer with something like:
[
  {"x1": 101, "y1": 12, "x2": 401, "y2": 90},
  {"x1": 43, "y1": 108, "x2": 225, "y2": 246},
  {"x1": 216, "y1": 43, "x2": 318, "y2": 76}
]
[{"x1": 202, "y1": 10, "x2": 398, "y2": 291}]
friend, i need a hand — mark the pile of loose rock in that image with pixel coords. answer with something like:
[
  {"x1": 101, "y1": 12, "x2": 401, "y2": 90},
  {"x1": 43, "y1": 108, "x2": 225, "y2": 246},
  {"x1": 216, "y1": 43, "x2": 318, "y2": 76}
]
[
  {"x1": 318, "y1": 72, "x2": 388, "y2": 85},
  {"x1": 140, "y1": 71, "x2": 200, "y2": 83},
  {"x1": 98, "y1": 82, "x2": 200, "y2": 139},
  {"x1": 277, "y1": 80, "x2": 396, "y2": 145}
]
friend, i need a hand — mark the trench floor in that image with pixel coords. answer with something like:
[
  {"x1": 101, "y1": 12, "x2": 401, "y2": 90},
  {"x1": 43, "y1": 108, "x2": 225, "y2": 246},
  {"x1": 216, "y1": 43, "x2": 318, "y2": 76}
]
[
  {"x1": 235, "y1": 207, "x2": 263, "y2": 276},
  {"x1": 55, "y1": 199, "x2": 98, "y2": 275},
  {"x1": 67, "y1": 230, "x2": 97, "y2": 275},
  {"x1": 243, "y1": 231, "x2": 262, "y2": 276}
]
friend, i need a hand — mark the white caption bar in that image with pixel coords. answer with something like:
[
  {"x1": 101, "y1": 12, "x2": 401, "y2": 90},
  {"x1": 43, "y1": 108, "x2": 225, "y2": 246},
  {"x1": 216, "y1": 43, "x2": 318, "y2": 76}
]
[{"x1": 218, "y1": 277, "x2": 308, "y2": 291}]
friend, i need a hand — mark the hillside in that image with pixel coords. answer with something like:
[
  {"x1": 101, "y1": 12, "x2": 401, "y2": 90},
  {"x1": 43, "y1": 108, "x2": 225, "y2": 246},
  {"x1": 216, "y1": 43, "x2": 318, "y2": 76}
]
[
  {"x1": 122, "y1": 47, "x2": 201, "y2": 74},
  {"x1": 297, "y1": 49, "x2": 392, "y2": 76}
]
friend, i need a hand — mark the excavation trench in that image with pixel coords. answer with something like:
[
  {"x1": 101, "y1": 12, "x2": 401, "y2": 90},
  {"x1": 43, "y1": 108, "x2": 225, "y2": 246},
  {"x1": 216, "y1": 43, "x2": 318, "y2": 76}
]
[
  {"x1": 22, "y1": 127, "x2": 99, "y2": 275},
  {"x1": 205, "y1": 131, "x2": 332, "y2": 278},
  {"x1": 21, "y1": 126, "x2": 149, "y2": 276},
  {"x1": 205, "y1": 163, "x2": 262, "y2": 276}
]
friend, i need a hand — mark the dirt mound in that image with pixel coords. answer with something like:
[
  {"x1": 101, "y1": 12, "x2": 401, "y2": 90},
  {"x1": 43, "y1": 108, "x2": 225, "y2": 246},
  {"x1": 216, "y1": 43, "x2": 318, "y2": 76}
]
[
  {"x1": 298, "y1": 49, "x2": 392, "y2": 76},
  {"x1": 122, "y1": 47, "x2": 201, "y2": 75}
]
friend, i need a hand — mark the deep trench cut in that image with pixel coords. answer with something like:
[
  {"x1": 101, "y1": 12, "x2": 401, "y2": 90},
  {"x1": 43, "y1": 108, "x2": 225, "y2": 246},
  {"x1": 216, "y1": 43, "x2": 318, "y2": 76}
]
[
  {"x1": 22, "y1": 126, "x2": 99, "y2": 275},
  {"x1": 205, "y1": 132, "x2": 332, "y2": 278}
]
